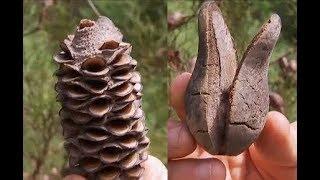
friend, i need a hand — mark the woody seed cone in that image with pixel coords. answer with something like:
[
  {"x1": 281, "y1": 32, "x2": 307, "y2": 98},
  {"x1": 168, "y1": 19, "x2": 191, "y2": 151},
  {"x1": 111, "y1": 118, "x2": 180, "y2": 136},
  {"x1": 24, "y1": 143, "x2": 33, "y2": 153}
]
[{"x1": 53, "y1": 17, "x2": 149, "y2": 180}]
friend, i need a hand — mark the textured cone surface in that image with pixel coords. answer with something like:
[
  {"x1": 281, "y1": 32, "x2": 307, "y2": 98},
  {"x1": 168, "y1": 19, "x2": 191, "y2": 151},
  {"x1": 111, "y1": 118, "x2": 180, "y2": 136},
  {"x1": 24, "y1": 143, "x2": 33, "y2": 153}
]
[{"x1": 54, "y1": 17, "x2": 149, "y2": 180}]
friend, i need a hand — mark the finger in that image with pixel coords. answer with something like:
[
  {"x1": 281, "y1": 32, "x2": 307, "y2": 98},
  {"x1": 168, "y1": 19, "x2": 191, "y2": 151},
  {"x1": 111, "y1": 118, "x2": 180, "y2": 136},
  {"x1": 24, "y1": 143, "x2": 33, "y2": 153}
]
[
  {"x1": 142, "y1": 155, "x2": 167, "y2": 180},
  {"x1": 183, "y1": 148, "x2": 234, "y2": 180},
  {"x1": 249, "y1": 111, "x2": 297, "y2": 179},
  {"x1": 169, "y1": 72, "x2": 191, "y2": 121},
  {"x1": 168, "y1": 158, "x2": 226, "y2": 180},
  {"x1": 168, "y1": 118, "x2": 197, "y2": 159},
  {"x1": 63, "y1": 175, "x2": 86, "y2": 180},
  {"x1": 251, "y1": 111, "x2": 297, "y2": 165},
  {"x1": 290, "y1": 121, "x2": 297, "y2": 151}
]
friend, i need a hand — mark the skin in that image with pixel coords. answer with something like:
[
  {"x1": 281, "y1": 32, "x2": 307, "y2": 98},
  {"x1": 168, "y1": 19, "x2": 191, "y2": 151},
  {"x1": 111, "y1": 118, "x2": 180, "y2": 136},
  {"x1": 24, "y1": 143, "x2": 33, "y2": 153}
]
[{"x1": 168, "y1": 72, "x2": 297, "y2": 180}]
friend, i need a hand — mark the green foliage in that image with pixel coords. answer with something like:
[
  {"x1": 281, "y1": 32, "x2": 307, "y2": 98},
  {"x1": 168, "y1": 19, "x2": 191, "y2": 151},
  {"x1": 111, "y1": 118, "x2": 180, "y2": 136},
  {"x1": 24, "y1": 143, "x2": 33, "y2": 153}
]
[
  {"x1": 24, "y1": 29, "x2": 65, "y2": 174},
  {"x1": 24, "y1": 0, "x2": 167, "y2": 176}
]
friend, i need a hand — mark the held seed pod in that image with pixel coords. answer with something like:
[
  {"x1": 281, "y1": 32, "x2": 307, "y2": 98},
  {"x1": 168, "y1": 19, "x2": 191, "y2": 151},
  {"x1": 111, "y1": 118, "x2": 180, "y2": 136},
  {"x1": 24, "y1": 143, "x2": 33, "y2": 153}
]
[
  {"x1": 53, "y1": 17, "x2": 149, "y2": 179},
  {"x1": 185, "y1": 1, "x2": 281, "y2": 155}
]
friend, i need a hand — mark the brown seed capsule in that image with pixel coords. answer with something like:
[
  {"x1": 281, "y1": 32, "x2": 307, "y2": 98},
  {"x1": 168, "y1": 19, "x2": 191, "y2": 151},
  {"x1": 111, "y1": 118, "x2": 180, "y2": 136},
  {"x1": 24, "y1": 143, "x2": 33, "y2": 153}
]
[
  {"x1": 54, "y1": 16, "x2": 149, "y2": 179},
  {"x1": 185, "y1": 1, "x2": 281, "y2": 155}
]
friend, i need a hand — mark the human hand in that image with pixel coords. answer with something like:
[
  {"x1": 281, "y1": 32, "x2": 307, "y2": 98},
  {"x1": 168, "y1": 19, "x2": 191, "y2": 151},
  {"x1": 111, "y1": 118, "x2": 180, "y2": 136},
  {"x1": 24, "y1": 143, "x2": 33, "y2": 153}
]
[
  {"x1": 168, "y1": 72, "x2": 297, "y2": 180},
  {"x1": 63, "y1": 155, "x2": 167, "y2": 180}
]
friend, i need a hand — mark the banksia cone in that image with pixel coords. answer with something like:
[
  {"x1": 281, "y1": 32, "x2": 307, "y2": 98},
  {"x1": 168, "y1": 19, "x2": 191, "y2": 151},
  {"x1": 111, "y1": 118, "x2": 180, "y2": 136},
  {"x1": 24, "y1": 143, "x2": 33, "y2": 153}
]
[{"x1": 53, "y1": 17, "x2": 149, "y2": 179}]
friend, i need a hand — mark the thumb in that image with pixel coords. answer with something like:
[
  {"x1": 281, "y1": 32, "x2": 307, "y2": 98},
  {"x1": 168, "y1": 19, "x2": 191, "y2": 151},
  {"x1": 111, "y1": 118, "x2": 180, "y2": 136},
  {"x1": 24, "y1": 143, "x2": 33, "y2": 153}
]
[{"x1": 249, "y1": 111, "x2": 297, "y2": 179}]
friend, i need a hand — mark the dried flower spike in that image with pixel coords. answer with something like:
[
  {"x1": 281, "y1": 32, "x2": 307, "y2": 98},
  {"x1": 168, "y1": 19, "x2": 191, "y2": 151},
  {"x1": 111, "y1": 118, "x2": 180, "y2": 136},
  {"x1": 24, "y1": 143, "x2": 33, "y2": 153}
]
[
  {"x1": 185, "y1": 1, "x2": 281, "y2": 155},
  {"x1": 54, "y1": 16, "x2": 149, "y2": 179}
]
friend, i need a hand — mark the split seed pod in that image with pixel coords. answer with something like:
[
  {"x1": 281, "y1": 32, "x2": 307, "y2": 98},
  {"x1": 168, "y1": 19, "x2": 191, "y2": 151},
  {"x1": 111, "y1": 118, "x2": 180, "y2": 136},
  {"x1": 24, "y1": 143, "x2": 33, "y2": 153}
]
[
  {"x1": 54, "y1": 17, "x2": 149, "y2": 179},
  {"x1": 185, "y1": 1, "x2": 281, "y2": 155}
]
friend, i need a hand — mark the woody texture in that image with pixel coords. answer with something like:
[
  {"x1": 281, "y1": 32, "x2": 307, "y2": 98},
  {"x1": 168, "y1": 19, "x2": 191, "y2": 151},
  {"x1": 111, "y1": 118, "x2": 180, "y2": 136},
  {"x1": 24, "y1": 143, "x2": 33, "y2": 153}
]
[
  {"x1": 53, "y1": 16, "x2": 149, "y2": 179},
  {"x1": 185, "y1": 1, "x2": 281, "y2": 155}
]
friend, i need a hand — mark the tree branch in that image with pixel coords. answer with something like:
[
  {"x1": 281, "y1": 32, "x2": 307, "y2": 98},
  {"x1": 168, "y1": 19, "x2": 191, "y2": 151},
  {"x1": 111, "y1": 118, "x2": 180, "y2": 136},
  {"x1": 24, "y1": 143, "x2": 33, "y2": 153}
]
[
  {"x1": 24, "y1": 0, "x2": 56, "y2": 37},
  {"x1": 87, "y1": 0, "x2": 101, "y2": 17}
]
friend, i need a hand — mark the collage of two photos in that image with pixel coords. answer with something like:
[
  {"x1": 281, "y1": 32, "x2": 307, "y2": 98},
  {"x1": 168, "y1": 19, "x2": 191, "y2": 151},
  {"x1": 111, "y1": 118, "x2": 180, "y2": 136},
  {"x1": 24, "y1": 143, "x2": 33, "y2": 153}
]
[{"x1": 23, "y1": 0, "x2": 297, "y2": 179}]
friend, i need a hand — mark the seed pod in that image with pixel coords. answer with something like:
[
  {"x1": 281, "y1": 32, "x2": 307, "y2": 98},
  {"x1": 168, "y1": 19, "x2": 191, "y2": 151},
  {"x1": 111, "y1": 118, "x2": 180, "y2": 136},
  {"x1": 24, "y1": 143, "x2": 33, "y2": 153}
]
[
  {"x1": 54, "y1": 16, "x2": 149, "y2": 179},
  {"x1": 185, "y1": 1, "x2": 281, "y2": 155}
]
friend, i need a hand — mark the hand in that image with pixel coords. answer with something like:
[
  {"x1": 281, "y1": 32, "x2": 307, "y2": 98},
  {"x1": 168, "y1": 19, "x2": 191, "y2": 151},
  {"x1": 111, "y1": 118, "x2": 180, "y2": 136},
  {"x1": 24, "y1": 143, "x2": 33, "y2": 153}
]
[
  {"x1": 168, "y1": 72, "x2": 297, "y2": 180},
  {"x1": 63, "y1": 155, "x2": 167, "y2": 180}
]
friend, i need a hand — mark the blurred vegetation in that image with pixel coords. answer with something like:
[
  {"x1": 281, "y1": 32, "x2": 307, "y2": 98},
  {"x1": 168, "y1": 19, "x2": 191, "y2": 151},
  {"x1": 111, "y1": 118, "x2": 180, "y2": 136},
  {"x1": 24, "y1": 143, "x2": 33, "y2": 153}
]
[
  {"x1": 168, "y1": 0, "x2": 297, "y2": 122},
  {"x1": 23, "y1": 0, "x2": 167, "y2": 178}
]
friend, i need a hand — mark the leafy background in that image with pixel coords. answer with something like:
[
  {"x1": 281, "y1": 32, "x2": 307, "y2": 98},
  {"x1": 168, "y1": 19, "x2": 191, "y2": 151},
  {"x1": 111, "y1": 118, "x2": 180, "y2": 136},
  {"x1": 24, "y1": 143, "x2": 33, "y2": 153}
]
[{"x1": 23, "y1": 0, "x2": 167, "y2": 179}]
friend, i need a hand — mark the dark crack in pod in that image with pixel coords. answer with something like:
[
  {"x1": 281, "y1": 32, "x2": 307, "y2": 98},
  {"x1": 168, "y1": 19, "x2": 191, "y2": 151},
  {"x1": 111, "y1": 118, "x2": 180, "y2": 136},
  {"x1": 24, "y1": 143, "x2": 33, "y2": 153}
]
[{"x1": 53, "y1": 17, "x2": 149, "y2": 180}]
